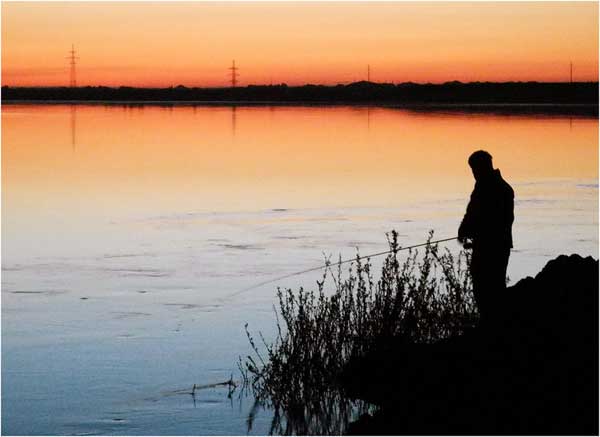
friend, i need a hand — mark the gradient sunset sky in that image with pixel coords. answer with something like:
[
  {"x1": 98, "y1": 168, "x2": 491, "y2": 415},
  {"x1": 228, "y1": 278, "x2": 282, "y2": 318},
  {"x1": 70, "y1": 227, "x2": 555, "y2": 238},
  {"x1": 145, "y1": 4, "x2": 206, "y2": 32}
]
[{"x1": 2, "y1": 1, "x2": 598, "y2": 87}]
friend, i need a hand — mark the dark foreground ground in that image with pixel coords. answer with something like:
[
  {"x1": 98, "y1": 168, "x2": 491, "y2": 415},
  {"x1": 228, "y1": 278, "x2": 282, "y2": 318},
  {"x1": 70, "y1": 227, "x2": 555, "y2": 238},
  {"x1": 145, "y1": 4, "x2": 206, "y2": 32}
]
[
  {"x1": 342, "y1": 254, "x2": 599, "y2": 435},
  {"x1": 2, "y1": 82, "x2": 598, "y2": 116}
]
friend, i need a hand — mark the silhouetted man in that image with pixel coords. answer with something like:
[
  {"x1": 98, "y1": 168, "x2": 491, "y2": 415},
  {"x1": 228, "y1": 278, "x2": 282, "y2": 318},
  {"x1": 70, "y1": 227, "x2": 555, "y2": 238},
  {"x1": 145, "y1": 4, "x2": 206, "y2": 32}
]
[{"x1": 458, "y1": 150, "x2": 514, "y2": 323}]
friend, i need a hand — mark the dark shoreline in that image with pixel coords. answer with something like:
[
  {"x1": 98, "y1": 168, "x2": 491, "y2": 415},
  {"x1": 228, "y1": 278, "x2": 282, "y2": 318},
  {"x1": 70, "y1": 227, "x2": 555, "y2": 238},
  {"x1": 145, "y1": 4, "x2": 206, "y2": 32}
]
[
  {"x1": 2, "y1": 81, "x2": 597, "y2": 116},
  {"x1": 343, "y1": 254, "x2": 599, "y2": 435}
]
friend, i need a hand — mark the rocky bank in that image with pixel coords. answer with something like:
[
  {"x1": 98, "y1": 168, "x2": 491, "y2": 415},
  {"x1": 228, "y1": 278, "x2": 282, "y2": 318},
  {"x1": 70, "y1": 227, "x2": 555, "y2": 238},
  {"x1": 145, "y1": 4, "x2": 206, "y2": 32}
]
[{"x1": 342, "y1": 254, "x2": 599, "y2": 435}]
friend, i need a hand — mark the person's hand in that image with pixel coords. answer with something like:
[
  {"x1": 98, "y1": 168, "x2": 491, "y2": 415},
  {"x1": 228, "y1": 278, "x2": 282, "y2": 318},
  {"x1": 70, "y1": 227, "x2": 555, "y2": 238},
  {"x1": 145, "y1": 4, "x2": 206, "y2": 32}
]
[{"x1": 458, "y1": 236, "x2": 473, "y2": 249}]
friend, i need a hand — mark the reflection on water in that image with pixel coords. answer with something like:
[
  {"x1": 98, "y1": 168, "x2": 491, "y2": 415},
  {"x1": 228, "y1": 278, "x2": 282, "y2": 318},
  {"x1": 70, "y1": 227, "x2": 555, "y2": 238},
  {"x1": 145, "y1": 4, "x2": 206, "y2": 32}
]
[
  {"x1": 244, "y1": 388, "x2": 371, "y2": 435},
  {"x1": 232, "y1": 105, "x2": 237, "y2": 137},
  {"x1": 70, "y1": 104, "x2": 77, "y2": 151},
  {"x1": 3, "y1": 104, "x2": 598, "y2": 217},
  {"x1": 1, "y1": 104, "x2": 598, "y2": 435}
]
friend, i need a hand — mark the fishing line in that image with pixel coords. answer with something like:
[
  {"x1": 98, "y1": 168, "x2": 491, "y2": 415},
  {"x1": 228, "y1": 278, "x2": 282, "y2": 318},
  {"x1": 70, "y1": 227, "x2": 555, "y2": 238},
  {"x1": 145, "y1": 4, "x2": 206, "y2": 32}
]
[
  {"x1": 226, "y1": 236, "x2": 458, "y2": 299},
  {"x1": 181, "y1": 236, "x2": 458, "y2": 400}
]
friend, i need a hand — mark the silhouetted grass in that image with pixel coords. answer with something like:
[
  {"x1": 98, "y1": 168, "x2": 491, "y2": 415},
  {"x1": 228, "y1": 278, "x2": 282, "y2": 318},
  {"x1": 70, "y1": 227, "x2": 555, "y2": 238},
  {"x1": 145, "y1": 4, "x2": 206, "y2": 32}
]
[{"x1": 240, "y1": 231, "x2": 475, "y2": 434}]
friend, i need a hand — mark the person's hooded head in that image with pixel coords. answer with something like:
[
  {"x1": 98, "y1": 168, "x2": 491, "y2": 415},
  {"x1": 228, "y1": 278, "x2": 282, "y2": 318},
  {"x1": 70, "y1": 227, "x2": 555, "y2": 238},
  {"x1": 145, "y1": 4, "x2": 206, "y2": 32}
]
[{"x1": 468, "y1": 150, "x2": 494, "y2": 182}]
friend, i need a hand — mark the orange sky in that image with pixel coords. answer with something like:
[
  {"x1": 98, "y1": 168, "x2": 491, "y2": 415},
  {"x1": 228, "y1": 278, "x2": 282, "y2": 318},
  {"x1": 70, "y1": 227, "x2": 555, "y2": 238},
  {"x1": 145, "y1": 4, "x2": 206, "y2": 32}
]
[{"x1": 2, "y1": 2, "x2": 598, "y2": 87}]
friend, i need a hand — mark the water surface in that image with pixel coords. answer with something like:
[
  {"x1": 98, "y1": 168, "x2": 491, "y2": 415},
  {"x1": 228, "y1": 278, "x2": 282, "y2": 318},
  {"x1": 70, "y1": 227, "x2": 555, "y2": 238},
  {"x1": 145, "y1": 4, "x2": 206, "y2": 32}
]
[{"x1": 2, "y1": 104, "x2": 598, "y2": 435}]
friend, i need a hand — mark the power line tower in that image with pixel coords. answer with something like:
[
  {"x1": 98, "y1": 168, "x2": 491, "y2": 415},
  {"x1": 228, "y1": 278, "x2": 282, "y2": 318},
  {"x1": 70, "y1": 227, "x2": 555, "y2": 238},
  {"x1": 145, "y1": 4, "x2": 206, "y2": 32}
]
[
  {"x1": 229, "y1": 60, "x2": 239, "y2": 88},
  {"x1": 66, "y1": 44, "x2": 79, "y2": 88},
  {"x1": 367, "y1": 64, "x2": 370, "y2": 82}
]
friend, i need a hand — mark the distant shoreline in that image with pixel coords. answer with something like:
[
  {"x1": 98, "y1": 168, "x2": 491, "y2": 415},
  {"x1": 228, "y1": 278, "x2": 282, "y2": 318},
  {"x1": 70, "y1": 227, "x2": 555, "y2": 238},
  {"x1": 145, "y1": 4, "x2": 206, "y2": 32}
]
[{"x1": 3, "y1": 82, "x2": 597, "y2": 116}]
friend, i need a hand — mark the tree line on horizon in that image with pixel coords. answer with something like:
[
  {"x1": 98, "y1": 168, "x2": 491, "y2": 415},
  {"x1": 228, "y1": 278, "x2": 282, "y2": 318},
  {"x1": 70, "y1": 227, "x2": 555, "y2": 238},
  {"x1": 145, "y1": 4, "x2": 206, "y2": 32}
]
[{"x1": 2, "y1": 81, "x2": 598, "y2": 105}]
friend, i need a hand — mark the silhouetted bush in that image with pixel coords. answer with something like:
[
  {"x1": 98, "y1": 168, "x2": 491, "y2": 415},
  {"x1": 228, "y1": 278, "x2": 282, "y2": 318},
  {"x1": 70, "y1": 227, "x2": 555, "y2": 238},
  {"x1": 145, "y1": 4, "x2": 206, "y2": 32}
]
[{"x1": 240, "y1": 231, "x2": 474, "y2": 434}]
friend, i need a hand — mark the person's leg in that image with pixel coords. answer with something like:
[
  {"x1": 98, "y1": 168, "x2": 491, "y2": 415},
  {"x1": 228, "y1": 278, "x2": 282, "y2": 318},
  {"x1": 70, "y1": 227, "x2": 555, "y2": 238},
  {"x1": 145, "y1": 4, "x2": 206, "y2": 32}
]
[
  {"x1": 486, "y1": 247, "x2": 511, "y2": 326},
  {"x1": 490, "y1": 247, "x2": 510, "y2": 296},
  {"x1": 472, "y1": 247, "x2": 509, "y2": 325},
  {"x1": 500, "y1": 247, "x2": 510, "y2": 288},
  {"x1": 470, "y1": 250, "x2": 489, "y2": 322}
]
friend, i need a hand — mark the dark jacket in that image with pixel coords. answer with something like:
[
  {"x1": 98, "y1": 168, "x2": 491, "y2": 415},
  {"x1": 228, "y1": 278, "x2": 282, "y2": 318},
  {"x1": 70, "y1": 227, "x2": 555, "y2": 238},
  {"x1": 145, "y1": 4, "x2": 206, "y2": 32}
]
[{"x1": 458, "y1": 169, "x2": 514, "y2": 249}]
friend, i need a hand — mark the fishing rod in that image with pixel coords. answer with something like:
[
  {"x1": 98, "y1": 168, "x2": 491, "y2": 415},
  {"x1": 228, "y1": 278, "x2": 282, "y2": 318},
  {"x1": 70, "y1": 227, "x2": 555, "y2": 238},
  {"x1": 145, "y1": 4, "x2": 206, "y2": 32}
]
[{"x1": 226, "y1": 236, "x2": 459, "y2": 299}]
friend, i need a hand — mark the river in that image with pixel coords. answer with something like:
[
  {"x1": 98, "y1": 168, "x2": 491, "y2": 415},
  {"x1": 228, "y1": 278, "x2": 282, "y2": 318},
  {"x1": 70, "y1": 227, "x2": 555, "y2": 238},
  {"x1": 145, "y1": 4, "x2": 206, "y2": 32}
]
[{"x1": 2, "y1": 104, "x2": 597, "y2": 435}]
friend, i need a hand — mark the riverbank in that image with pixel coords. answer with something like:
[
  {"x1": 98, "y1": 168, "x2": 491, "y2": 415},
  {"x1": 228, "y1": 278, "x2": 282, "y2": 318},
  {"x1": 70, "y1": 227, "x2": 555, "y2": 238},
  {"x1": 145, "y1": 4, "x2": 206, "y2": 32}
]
[
  {"x1": 342, "y1": 254, "x2": 599, "y2": 435},
  {"x1": 2, "y1": 81, "x2": 598, "y2": 114}
]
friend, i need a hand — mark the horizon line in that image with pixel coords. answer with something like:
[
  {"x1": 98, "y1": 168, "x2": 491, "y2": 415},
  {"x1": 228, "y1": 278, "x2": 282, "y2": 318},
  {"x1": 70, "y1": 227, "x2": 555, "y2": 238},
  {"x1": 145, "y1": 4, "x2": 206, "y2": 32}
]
[{"x1": 3, "y1": 80, "x2": 599, "y2": 89}]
